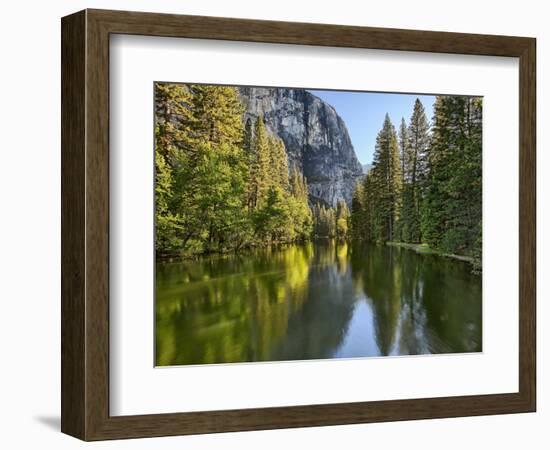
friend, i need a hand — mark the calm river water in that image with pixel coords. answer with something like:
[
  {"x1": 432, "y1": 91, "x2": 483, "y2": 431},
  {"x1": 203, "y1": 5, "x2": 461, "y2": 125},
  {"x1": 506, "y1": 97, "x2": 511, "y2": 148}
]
[{"x1": 155, "y1": 241, "x2": 481, "y2": 366}]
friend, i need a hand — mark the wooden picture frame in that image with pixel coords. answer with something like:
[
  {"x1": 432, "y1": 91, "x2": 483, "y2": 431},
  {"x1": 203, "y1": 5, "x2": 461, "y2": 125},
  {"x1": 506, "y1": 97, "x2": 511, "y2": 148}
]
[{"x1": 61, "y1": 8, "x2": 536, "y2": 441}]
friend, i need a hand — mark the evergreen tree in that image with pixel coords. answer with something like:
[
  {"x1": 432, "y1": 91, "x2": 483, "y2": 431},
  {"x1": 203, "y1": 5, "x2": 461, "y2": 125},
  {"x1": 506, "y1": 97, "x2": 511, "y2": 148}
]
[
  {"x1": 154, "y1": 82, "x2": 195, "y2": 160},
  {"x1": 248, "y1": 116, "x2": 271, "y2": 211},
  {"x1": 350, "y1": 182, "x2": 366, "y2": 240},
  {"x1": 407, "y1": 99, "x2": 430, "y2": 187},
  {"x1": 327, "y1": 208, "x2": 337, "y2": 237},
  {"x1": 154, "y1": 83, "x2": 482, "y2": 269},
  {"x1": 336, "y1": 200, "x2": 351, "y2": 240},
  {"x1": 154, "y1": 82, "x2": 195, "y2": 255},
  {"x1": 349, "y1": 96, "x2": 482, "y2": 269},
  {"x1": 288, "y1": 166, "x2": 313, "y2": 240},
  {"x1": 192, "y1": 141, "x2": 248, "y2": 252},
  {"x1": 243, "y1": 117, "x2": 253, "y2": 154},
  {"x1": 361, "y1": 170, "x2": 377, "y2": 241},
  {"x1": 155, "y1": 151, "x2": 180, "y2": 252},
  {"x1": 289, "y1": 164, "x2": 308, "y2": 200},
  {"x1": 250, "y1": 127, "x2": 312, "y2": 243},
  {"x1": 401, "y1": 99, "x2": 430, "y2": 243},
  {"x1": 313, "y1": 204, "x2": 330, "y2": 237},
  {"x1": 422, "y1": 96, "x2": 482, "y2": 260},
  {"x1": 312, "y1": 202, "x2": 341, "y2": 238},
  {"x1": 181, "y1": 85, "x2": 248, "y2": 253},
  {"x1": 154, "y1": 83, "x2": 250, "y2": 255},
  {"x1": 274, "y1": 138, "x2": 290, "y2": 191},
  {"x1": 370, "y1": 114, "x2": 402, "y2": 241},
  {"x1": 398, "y1": 117, "x2": 408, "y2": 182},
  {"x1": 396, "y1": 117, "x2": 409, "y2": 240},
  {"x1": 191, "y1": 84, "x2": 244, "y2": 146},
  {"x1": 254, "y1": 186, "x2": 288, "y2": 241},
  {"x1": 350, "y1": 172, "x2": 376, "y2": 242}
]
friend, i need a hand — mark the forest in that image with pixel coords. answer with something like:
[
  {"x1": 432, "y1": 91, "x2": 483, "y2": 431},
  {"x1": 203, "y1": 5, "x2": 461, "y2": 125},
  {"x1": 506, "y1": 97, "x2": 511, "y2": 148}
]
[
  {"x1": 154, "y1": 84, "x2": 483, "y2": 366},
  {"x1": 155, "y1": 83, "x2": 482, "y2": 268},
  {"x1": 351, "y1": 97, "x2": 482, "y2": 269},
  {"x1": 155, "y1": 83, "x2": 312, "y2": 258}
]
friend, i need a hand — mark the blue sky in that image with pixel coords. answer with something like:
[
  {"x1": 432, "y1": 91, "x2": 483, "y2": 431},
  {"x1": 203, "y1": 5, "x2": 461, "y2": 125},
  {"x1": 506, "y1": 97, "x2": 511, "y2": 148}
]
[{"x1": 308, "y1": 90, "x2": 436, "y2": 166}]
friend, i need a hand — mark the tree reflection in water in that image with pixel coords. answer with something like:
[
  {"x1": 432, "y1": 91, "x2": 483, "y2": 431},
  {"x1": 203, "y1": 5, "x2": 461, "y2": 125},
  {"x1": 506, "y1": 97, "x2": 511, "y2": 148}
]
[{"x1": 155, "y1": 241, "x2": 481, "y2": 366}]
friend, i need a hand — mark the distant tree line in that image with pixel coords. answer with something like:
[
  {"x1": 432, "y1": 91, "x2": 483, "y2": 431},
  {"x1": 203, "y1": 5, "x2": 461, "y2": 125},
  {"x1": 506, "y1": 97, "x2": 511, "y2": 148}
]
[
  {"x1": 351, "y1": 97, "x2": 482, "y2": 267},
  {"x1": 312, "y1": 201, "x2": 351, "y2": 240},
  {"x1": 155, "y1": 83, "x2": 312, "y2": 258}
]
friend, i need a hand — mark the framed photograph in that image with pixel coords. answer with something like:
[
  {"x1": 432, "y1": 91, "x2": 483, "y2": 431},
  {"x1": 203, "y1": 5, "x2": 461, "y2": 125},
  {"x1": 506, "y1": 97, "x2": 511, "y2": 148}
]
[{"x1": 61, "y1": 9, "x2": 536, "y2": 440}]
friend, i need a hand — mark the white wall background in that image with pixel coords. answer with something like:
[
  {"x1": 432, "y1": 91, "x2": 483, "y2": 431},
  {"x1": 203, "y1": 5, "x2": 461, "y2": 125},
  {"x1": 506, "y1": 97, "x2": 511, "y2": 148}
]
[{"x1": 0, "y1": 0, "x2": 546, "y2": 448}]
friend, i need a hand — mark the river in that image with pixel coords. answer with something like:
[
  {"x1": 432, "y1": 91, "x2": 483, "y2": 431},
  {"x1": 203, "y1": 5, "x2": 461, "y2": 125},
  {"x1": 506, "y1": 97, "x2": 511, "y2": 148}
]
[{"x1": 155, "y1": 240, "x2": 482, "y2": 366}]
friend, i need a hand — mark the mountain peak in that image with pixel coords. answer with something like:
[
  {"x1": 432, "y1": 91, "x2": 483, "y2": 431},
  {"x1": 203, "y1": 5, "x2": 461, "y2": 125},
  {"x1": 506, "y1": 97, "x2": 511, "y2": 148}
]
[{"x1": 238, "y1": 87, "x2": 363, "y2": 206}]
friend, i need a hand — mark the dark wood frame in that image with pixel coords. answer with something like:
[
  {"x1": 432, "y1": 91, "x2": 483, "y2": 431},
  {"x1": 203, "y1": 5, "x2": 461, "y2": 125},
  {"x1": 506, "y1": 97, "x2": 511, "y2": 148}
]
[{"x1": 61, "y1": 8, "x2": 536, "y2": 441}]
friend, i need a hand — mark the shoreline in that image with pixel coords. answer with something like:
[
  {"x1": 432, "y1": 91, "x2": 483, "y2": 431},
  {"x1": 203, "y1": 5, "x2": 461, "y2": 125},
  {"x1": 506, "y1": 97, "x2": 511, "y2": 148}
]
[
  {"x1": 386, "y1": 241, "x2": 475, "y2": 264},
  {"x1": 156, "y1": 236, "x2": 350, "y2": 263},
  {"x1": 157, "y1": 239, "x2": 477, "y2": 267},
  {"x1": 156, "y1": 238, "x2": 317, "y2": 263}
]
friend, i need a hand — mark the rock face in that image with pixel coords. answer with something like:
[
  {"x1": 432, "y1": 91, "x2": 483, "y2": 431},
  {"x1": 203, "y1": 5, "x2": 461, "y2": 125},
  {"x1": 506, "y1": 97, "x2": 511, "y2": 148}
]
[{"x1": 238, "y1": 87, "x2": 363, "y2": 207}]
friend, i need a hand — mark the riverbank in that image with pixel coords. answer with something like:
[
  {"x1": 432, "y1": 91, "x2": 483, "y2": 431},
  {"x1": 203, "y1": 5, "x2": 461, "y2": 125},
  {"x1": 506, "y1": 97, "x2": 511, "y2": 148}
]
[
  {"x1": 156, "y1": 238, "x2": 312, "y2": 262},
  {"x1": 386, "y1": 241, "x2": 475, "y2": 264}
]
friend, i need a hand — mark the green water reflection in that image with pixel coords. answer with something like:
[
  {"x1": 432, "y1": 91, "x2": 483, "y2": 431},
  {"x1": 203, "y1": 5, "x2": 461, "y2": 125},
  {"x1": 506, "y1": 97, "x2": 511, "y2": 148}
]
[{"x1": 155, "y1": 241, "x2": 482, "y2": 366}]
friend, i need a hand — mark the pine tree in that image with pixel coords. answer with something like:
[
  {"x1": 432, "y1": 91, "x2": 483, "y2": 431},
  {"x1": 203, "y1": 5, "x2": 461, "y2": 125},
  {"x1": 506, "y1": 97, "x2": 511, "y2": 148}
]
[
  {"x1": 396, "y1": 117, "x2": 409, "y2": 241},
  {"x1": 362, "y1": 171, "x2": 377, "y2": 241},
  {"x1": 155, "y1": 151, "x2": 180, "y2": 253},
  {"x1": 422, "y1": 96, "x2": 482, "y2": 259},
  {"x1": 190, "y1": 84, "x2": 244, "y2": 146},
  {"x1": 348, "y1": 95, "x2": 482, "y2": 269},
  {"x1": 154, "y1": 82, "x2": 195, "y2": 161},
  {"x1": 154, "y1": 83, "x2": 250, "y2": 255},
  {"x1": 401, "y1": 99, "x2": 430, "y2": 243},
  {"x1": 398, "y1": 117, "x2": 408, "y2": 182},
  {"x1": 289, "y1": 164, "x2": 308, "y2": 201},
  {"x1": 327, "y1": 208, "x2": 337, "y2": 237},
  {"x1": 336, "y1": 200, "x2": 350, "y2": 240},
  {"x1": 154, "y1": 82, "x2": 195, "y2": 255},
  {"x1": 274, "y1": 138, "x2": 290, "y2": 192},
  {"x1": 247, "y1": 116, "x2": 271, "y2": 211},
  {"x1": 350, "y1": 182, "x2": 365, "y2": 240},
  {"x1": 288, "y1": 166, "x2": 313, "y2": 240},
  {"x1": 407, "y1": 99, "x2": 430, "y2": 187},
  {"x1": 243, "y1": 117, "x2": 253, "y2": 154},
  {"x1": 154, "y1": 83, "x2": 317, "y2": 257},
  {"x1": 183, "y1": 85, "x2": 248, "y2": 252},
  {"x1": 370, "y1": 114, "x2": 402, "y2": 242}
]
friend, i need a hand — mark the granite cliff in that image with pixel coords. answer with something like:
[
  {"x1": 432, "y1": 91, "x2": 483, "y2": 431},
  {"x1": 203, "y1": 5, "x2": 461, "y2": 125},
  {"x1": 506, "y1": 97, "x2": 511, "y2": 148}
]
[{"x1": 238, "y1": 87, "x2": 363, "y2": 206}]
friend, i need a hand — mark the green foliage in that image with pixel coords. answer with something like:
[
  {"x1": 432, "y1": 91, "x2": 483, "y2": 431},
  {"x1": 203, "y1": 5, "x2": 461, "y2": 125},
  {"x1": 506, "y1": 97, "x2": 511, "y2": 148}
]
[
  {"x1": 254, "y1": 186, "x2": 289, "y2": 240},
  {"x1": 288, "y1": 167, "x2": 314, "y2": 240},
  {"x1": 422, "y1": 96, "x2": 482, "y2": 261},
  {"x1": 350, "y1": 182, "x2": 365, "y2": 240},
  {"x1": 336, "y1": 201, "x2": 351, "y2": 240},
  {"x1": 268, "y1": 135, "x2": 290, "y2": 191},
  {"x1": 351, "y1": 114, "x2": 402, "y2": 242},
  {"x1": 350, "y1": 97, "x2": 482, "y2": 268},
  {"x1": 398, "y1": 99, "x2": 430, "y2": 243},
  {"x1": 154, "y1": 151, "x2": 182, "y2": 252},
  {"x1": 191, "y1": 84, "x2": 245, "y2": 146},
  {"x1": 311, "y1": 199, "x2": 350, "y2": 240},
  {"x1": 252, "y1": 141, "x2": 312, "y2": 243},
  {"x1": 155, "y1": 84, "x2": 482, "y2": 268},
  {"x1": 154, "y1": 83, "x2": 313, "y2": 258},
  {"x1": 247, "y1": 117, "x2": 271, "y2": 210}
]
